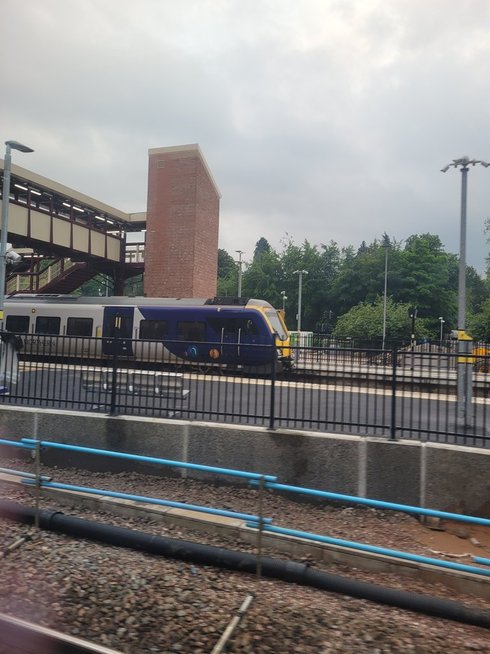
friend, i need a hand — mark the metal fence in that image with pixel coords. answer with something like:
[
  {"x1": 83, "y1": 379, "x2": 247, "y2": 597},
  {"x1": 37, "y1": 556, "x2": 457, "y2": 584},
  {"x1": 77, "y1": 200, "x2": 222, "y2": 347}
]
[{"x1": 0, "y1": 333, "x2": 489, "y2": 448}]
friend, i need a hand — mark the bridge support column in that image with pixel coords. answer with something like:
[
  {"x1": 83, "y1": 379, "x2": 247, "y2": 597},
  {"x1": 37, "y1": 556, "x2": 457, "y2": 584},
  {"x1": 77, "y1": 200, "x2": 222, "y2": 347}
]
[{"x1": 113, "y1": 273, "x2": 125, "y2": 296}]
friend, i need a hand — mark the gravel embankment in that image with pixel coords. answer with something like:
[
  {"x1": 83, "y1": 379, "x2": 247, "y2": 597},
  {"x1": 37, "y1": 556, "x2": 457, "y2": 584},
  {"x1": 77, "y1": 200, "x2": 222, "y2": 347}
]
[{"x1": 0, "y1": 456, "x2": 489, "y2": 653}]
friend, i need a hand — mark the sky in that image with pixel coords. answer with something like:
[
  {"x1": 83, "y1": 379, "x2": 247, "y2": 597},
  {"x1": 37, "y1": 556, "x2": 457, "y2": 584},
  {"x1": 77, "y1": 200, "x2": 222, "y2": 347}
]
[{"x1": 1, "y1": 0, "x2": 490, "y2": 272}]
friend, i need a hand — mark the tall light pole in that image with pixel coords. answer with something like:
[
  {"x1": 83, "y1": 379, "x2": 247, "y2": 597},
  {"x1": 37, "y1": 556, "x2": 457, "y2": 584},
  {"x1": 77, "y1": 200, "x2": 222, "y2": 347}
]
[
  {"x1": 439, "y1": 316, "x2": 445, "y2": 345},
  {"x1": 0, "y1": 140, "x2": 34, "y2": 328},
  {"x1": 280, "y1": 290, "x2": 287, "y2": 312},
  {"x1": 441, "y1": 157, "x2": 489, "y2": 425},
  {"x1": 235, "y1": 250, "x2": 244, "y2": 298},
  {"x1": 293, "y1": 269, "x2": 308, "y2": 331},
  {"x1": 382, "y1": 240, "x2": 389, "y2": 350}
]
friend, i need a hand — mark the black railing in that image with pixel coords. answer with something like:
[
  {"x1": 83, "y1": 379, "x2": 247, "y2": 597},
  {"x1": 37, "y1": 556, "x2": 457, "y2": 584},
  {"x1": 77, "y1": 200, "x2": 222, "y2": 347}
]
[{"x1": 0, "y1": 333, "x2": 489, "y2": 448}]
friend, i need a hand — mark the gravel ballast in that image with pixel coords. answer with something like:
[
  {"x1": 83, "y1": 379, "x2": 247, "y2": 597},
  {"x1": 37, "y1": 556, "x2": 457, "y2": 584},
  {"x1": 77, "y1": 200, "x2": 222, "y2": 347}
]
[{"x1": 1, "y1": 456, "x2": 489, "y2": 653}]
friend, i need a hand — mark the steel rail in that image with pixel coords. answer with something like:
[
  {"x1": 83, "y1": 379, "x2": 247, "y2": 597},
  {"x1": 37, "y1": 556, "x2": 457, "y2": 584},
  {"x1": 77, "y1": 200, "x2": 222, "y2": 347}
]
[{"x1": 0, "y1": 612, "x2": 123, "y2": 654}]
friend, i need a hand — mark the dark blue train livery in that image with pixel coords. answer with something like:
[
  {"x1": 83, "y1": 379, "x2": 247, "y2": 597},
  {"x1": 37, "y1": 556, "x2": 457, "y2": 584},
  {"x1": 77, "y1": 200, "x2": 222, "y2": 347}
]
[{"x1": 4, "y1": 295, "x2": 292, "y2": 370}]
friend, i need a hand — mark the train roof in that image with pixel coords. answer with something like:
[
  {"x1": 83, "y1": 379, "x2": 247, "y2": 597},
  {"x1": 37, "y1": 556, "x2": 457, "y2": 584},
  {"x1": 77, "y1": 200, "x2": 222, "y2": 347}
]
[{"x1": 5, "y1": 294, "x2": 274, "y2": 309}]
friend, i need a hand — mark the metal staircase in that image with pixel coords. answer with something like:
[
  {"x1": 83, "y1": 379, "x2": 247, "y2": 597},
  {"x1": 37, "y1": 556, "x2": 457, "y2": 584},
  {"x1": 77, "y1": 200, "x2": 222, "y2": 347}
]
[
  {"x1": 6, "y1": 243, "x2": 145, "y2": 296},
  {"x1": 6, "y1": 258, "x2": 97, "y2": 295}
]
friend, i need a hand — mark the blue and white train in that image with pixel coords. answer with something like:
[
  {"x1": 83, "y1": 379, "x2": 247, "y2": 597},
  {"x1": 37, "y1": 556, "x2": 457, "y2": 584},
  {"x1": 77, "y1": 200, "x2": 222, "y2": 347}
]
[{"x1": 3, "y1": 295, "x2": 292, "y2": 370}]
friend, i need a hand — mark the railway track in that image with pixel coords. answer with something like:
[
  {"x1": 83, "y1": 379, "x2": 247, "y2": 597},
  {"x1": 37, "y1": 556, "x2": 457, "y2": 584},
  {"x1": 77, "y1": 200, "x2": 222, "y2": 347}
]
[
  {"x1": 0, "y1": 612, "x2": 123, "y2": 654},
  {"x1": 1, "y1": 468, "x2": 488, "y2": 599},
  {"x1": 1, "y1": 465, "x2": 490, "y2": 653}
]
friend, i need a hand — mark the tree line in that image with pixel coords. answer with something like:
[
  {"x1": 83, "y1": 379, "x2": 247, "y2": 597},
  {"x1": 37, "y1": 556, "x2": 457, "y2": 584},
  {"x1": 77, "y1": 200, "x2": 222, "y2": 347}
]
[{"x1": 218, "y1": 234, "x2": 490, "y2": 344}]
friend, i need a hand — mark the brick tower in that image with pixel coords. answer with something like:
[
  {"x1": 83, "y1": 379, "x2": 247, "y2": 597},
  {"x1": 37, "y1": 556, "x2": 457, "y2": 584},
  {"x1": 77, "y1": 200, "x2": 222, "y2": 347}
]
[{"x1": 144, "y1": 144, "x2": 221, "y2": 298}]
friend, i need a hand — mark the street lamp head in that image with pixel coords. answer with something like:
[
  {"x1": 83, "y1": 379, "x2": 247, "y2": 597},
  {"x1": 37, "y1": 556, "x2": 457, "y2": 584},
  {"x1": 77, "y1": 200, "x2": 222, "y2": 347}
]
[
  {"x1": 442, "y1": 157, "x2": 489, "y2": 172},
  {"x1": 5, "y1": 140, "x2": 34, "y2": 154}
]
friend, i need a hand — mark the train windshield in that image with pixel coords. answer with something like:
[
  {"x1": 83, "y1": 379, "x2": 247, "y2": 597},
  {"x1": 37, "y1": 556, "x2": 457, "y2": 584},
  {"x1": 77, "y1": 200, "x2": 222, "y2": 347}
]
[{"x1": 264, "y1": 308, "x2": 288, "y2": 341}]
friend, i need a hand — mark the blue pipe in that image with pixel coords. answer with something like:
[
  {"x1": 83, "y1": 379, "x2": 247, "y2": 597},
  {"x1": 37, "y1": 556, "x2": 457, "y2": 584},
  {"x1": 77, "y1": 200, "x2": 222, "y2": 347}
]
[
  {"x1": 20, "y1": 439, "x2": 276, "y2": 482},
  {"x1": 474, "y1": 557, "x2": 490, "y2": 567},
  {"x1": 0, "y1": 438, "x2": 34, "y2": 450},
  {"x1": 246, "y1": 522, "x2": 490, "y2": 578},
  {"x1": 249, "y1": 480, "x2": 490, "y2": 527},
  {"x1": 22, "y1": 479, "x2": 272, "y2": 524}
]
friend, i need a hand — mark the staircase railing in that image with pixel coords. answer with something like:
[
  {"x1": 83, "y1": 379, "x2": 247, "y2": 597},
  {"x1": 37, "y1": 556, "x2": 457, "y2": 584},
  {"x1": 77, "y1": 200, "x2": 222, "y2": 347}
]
[
  {"x1": 6, "y1": 258, "x2": 78, "y2": 294},
  {"x1": 6, "y1": 241, "x2": 145, "y2": 294}
]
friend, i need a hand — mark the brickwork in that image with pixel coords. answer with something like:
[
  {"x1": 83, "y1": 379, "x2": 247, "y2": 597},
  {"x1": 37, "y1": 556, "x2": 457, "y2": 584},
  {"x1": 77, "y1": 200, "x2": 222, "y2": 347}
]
[{"x1": 144, "y1": 144, "x2": 220, "y2": 298}]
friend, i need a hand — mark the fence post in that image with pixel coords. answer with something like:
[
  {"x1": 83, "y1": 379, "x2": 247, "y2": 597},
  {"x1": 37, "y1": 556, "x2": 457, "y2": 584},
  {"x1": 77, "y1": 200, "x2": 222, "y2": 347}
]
[
  {"x1": 390, "y1": 347, "x2": 397, "y2": 439},
  {"x1": 269, "y1": 346, "x2": 276, "y2": 430},
  {"x1": 109, "y1": 332, "x2": 120, "y2": 417},
  {"x1": 256, "y1": 474, "x2": 265, "y2": 580},
  {"x1": 34, "y1": 439, "x2": 41, "y2": 530}
]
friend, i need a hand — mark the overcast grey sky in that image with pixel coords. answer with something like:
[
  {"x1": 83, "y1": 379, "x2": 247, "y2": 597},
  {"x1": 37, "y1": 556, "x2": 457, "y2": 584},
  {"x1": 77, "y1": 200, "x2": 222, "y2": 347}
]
[{"x1": 2, "y1": 0, "x2": 490, "y2": 272}]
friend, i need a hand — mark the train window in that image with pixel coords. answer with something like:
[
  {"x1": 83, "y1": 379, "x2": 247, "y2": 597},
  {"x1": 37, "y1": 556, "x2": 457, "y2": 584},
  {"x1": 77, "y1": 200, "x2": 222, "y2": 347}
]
[
  {"x1": 66, "y1": 317, "x2": 93, "y2": 337},
  {"x1": 5, "y1": 315, "x2": 30, "y2": 333},
  {"x1": 208, "y1": 318, "x2": 239, "y2": 334},
  {"x1": 140, "y1": 320, "x2": 168, "y2": 340},
  {"x1": 176, "y1": 321, "x2": 207, "y2": 342},
  {"x1": 264, "y1": 308, "x2": 288, "y2": 341},
  {"x1": 209, "y1": 317, "x2": 259, "y2": 336},
  {"x1": 243, "y1": 319, "x2": 258, "y2": 335},
  {"x1": 105, "y1": 315, "x2": 133, "y2": 338},
  {"x1": 35, "y1": 316, "x2": 61, "y2": 335}
]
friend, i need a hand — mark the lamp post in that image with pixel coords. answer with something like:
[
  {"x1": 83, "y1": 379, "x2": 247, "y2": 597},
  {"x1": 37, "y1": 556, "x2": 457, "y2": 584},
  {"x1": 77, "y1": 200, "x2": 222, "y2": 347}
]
[
  {"x1": 382, "y1": 240, "x2": 389, "y2": 350},
  {"x1": 293, "y1": 269, "x2": 308, "y2": 332},
  {"x1": 439, "y1": 316, "x2": 445, "y2": 346},
  {"x1": 280, "y1": 290, "x2": 287, "y2": 312},
  {"x1": 0, "y1": 140, "x2": 34, "y2": 328},
  {"x1": 235, "y1": 250, "x2": 244, "y2": 298},
  {"x1": 441, "y1": 157, "x2": 489, "y2": 425}
]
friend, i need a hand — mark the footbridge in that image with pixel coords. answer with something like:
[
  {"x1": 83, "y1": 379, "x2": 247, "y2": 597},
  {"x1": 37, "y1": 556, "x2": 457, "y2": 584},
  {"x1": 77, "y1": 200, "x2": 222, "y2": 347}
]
[{"x1": 0, "y1": 160, "x2": 146, "y2": 295}]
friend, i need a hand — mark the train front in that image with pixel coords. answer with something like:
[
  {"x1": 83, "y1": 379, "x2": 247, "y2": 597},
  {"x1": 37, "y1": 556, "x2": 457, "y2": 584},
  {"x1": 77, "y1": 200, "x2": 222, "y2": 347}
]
[{"x1": 248, "y1": 300, "x2": 293, "y2": 370}]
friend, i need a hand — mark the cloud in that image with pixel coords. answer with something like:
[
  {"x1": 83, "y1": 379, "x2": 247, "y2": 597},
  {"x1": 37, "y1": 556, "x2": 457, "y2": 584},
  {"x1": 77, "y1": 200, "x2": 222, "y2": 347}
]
[{"x1": 1, "y1": 0, "x2": 489, "y2": 275}]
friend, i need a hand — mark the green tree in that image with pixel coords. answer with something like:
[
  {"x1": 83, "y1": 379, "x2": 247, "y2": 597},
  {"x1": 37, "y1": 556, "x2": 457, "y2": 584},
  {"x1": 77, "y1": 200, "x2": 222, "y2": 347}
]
[
  {"x1": 124, "y1": 274, "x2": 143, "y2": 296},
  {"x1": 467, "y1": 298, "x2": 490, "y2": 341},
  {"x1": 466, "y1": 265, "x2": 487, "y2": 314},
  {"x1": 253, "y1": 237, "x2": 271, "y2": 260},
  {"x1": 330, "y1": 237, "x2": 402, "y2": 316},
  {"x1": 217, "y1": 248, "x2": 236, "y2": 278},
  {"x1": 216, "y1": 231, "x2": 486, "y2": 338},
  {"x1": 278, "y1": 238, "x2": 340, "y2": 330},
  {"x1": 333, "y1": 296, "x2": 418, "y2": 343},
  {"x1": 242, "y1": 247, "x2": 281, "y2": 303},
  {"x1": 396, "y1": 234, "x2": 456, "y2": 321},
  {"x1": 78, "y1": 274, "x2": 115, "y2": 296},
  {"x1": 217, "y1": 248, "x2": 240, "y2": 297}
]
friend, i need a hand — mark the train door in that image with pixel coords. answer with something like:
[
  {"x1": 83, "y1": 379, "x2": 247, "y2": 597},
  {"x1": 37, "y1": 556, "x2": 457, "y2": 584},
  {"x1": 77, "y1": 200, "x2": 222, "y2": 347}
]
[
  {"x1": 239, "y1": 315, "x2": 271, "y2": 365},
  {"x1": 223, "y1": 318, "x2": 241, "y2": 360},
  {"x1": 208, "y1": 317, "x2": 241, "y2": 361},
  {"x1": 210, "y1": 313, "x2": 271, "y2": 364},
  {"x1": 102, "y1": 307, "x2": 134, "y2": 356}
]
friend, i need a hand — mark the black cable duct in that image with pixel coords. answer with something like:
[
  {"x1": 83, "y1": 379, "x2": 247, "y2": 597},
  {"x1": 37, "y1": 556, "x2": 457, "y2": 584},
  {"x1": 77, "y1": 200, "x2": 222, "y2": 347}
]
[{"x1": 1, "y1": 500, "x2": 489, "y2": 630}]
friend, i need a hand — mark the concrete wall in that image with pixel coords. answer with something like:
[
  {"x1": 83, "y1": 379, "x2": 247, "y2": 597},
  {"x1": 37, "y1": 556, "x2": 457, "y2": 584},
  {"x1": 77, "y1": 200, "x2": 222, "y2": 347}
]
[{"x1": 1, "y1": 406, "x2": 489, "y2": 516}]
